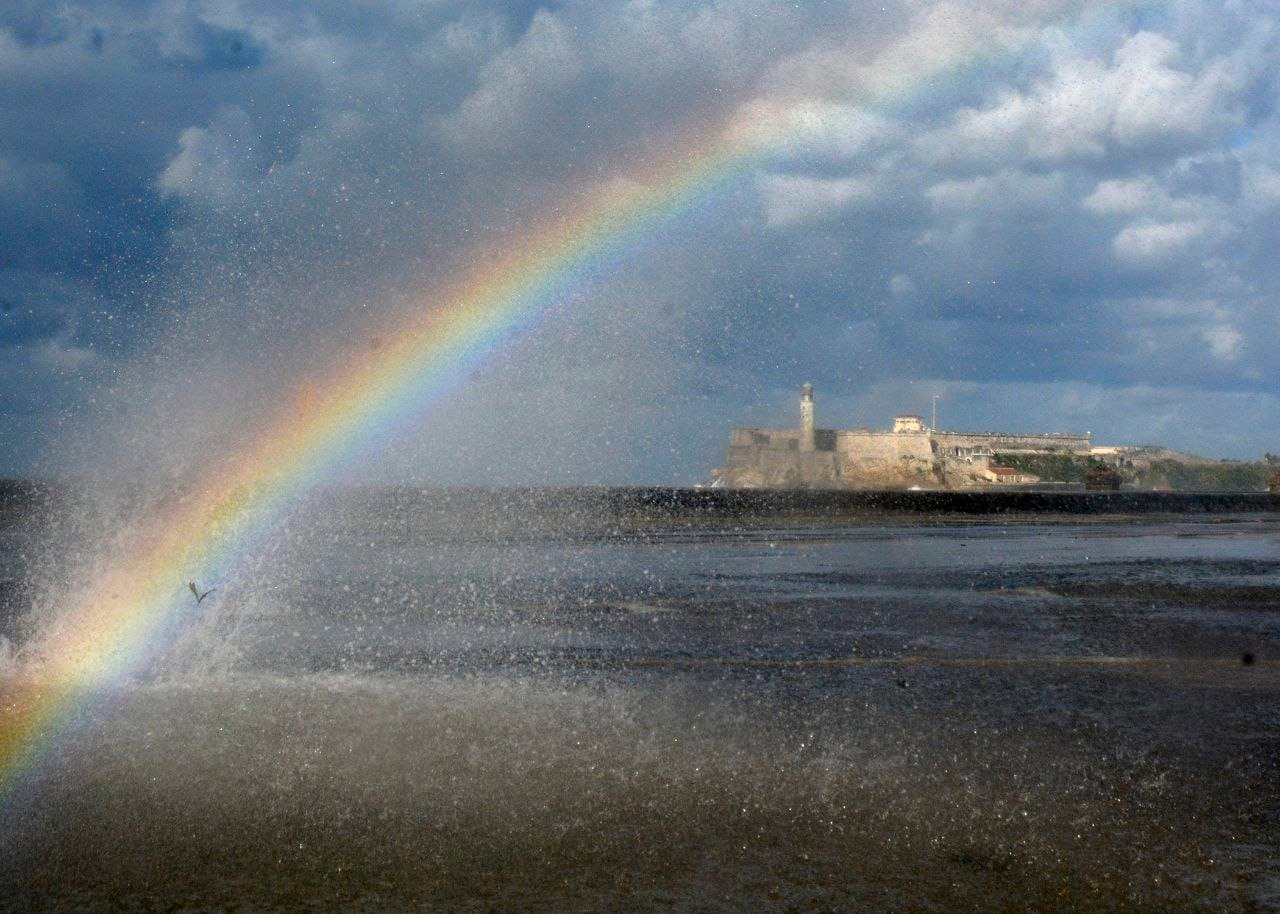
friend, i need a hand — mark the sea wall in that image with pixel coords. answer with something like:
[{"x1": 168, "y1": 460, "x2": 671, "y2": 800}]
[{"x1": 636, "y1": 488, "x2": 1280, "y2": 518}]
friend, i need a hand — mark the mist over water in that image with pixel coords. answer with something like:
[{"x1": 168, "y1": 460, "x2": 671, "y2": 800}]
[{"x1": 3, "y1": 488, "x2": 1279, "y2": 910}]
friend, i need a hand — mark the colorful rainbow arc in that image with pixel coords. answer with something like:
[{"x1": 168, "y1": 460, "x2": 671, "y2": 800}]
[
  {"x1": 0, "y1": 0, "x2": 1167, "y2": 800},
  {"x1": 0, "y1": 113, "x2": 777, "y2": 795}
]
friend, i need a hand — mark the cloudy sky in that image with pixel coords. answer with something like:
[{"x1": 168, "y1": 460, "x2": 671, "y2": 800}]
[{"x1": 2, "y1": 0, "x2": 1278, "y2": 485}]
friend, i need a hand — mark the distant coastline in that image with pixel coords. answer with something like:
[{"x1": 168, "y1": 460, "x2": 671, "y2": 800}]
[
  {"x1": 3, "y1": 479, "x2": 1277, "y2": 544},
  {"x1": 713, "y1": 383, "x2": 1280, "y2": 492}
]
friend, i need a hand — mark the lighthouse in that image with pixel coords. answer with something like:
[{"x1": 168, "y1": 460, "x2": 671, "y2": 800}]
[{"x1": 800, "y1": 383, "x2": 815, "y2": 452}]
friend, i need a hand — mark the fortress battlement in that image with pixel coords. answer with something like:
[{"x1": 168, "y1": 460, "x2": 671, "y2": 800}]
[{"x1": 713, "y1": 385, "x2": 1092, "y2": 489}]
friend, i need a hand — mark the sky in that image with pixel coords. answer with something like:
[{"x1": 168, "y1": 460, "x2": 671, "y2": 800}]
[{"x1": 2, "y1": 0, "x2": 1278, "y2": 485}]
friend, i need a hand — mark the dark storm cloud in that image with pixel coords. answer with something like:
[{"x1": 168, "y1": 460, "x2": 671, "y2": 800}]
[
  {"x1": 133, "y1": 20, "x2": 266, "y2": 71},
  {"x1": 0, "y1": 2, "x2": 81, "y2": 47},
  {"x1": 0, "y1": 308, "x2": 65, "y2": 347},
  {"x1": 2, "y1": 0, "x2": 1279, "y2": 481}
]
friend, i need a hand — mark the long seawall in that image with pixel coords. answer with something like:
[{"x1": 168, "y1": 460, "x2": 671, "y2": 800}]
[
  {"x1": 4, "y1": 480, "x2": 1277, "y2": 548},
  {"x1": 619, "y1": 488, "x2": 1280, "y2": 517}
]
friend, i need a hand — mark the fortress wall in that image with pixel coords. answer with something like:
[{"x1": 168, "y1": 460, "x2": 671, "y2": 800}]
[
  {"x1": 729, "y1": 428, "x2": 802, "y2": 449},
  {"x1": 718, "y1": 428, "x2": 841, "y2": 488},
  {"x1": 718, "y1": 424, "x2": 1089, "y2": 489},
  {"x1": 833, "y1": 431, "x2": 938, "y2": 487},
  {"x1": 834, "y1": 431, "x2": 934, "y2": 460},
  {"x1": 933, "y1": 432, "x2": 1091, "y2": 455}
]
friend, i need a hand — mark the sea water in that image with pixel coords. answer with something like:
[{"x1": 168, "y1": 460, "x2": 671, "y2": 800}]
[{"x1": 1, "y1": 490, "x2": 1278, "y2": 911}]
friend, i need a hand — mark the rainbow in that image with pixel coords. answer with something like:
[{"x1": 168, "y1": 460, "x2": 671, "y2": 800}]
[{"x1": 0, "y1": 0, "x2": 1166, "y2": 801}]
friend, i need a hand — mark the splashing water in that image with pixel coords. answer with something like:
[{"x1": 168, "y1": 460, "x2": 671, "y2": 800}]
[
  {"x1": 4, "y1": 499, "x2": 1279, "y2": 910},
  {"x1": 9, "y1": 0, "x2": 1269, "y2": 908},
  {"x1": 4, "y1": 0, "x2": 1175, "y2": 792}
]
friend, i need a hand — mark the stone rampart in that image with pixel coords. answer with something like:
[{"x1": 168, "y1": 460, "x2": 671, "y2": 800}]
[
  {"x1": 834, "y1": 430, "x2": 939, "y2": 487},
  {"x1": 933, "y1": 431, "x2": 1091, "y2": 455},
  {"x1": 715, "y1": 398, "x2": 1091, "y2": 489},
  {"x1": 715, "y1": 429, "x2": 841, "y2": 488}
]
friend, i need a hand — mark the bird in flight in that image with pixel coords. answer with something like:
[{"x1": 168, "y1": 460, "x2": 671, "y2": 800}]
[{"x1": 188, "y1": 581, "x2": 216, "y2": 604}]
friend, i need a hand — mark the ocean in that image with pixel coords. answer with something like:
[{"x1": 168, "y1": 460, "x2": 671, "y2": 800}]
[{"x1": 1, "y1": 487, "x2": 1278, "y2": 911}]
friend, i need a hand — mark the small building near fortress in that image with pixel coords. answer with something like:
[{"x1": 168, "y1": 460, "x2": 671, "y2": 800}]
[
  {"x1": 712, "y1": 383, "x2": 1091, "y2": 489},
  {"x1": 983, "y1": 465, "x2": 1040, "y2": 485}
]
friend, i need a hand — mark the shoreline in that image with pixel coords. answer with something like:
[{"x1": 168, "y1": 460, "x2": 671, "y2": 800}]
[{"x1": 4, "y1": 478, "x2": 1278, "y2": 543}]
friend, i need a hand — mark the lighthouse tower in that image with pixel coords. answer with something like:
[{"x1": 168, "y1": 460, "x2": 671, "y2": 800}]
[{"x1": 800, "y1": 383, "x2": 815, "y2": 452}]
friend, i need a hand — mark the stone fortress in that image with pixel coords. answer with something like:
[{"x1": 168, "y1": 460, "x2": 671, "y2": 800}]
[{"x1": 712, "y1": 383, "x2": 1095, "y2": 489}]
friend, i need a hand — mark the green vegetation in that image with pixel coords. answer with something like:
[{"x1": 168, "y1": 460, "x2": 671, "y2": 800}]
[
  {"x1": 992, "y1": 453, "x2": 1099, "y2": 483},
  {"x1": 993, "y1": 453, "x2": 1275, "y2": 491},
  {"x1": 1131, "y1": 459, "x2": 1272, "y2": 492}
]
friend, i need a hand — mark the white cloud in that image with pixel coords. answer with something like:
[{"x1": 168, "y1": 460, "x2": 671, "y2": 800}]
[
  {"x1": 889, "y1": 274, "x2": 915, "y2": 298},
  {"x1": 156, "y1": 106, "x2": 259, "y2": 203},
  {"x1": 1242, "y1": 164, "x2": 1280, "y2": 210},
  {"x1": 1202, "y1": 324, "x2": 1243, "y2": 361},
  {"x1": 35, "y1": 339, "x2": 100, "y2": 372},
  {"x1": 1082, "y1": 169, "x2": 1238, "y2": 271},
  {"x1": 919, "y1": 31, "x2": 1243, "y2": 166},
  {"x1": 438, "y1": 10, "x2": 583, "y2": 152},
  {"x1": 1111, "y1": 219, "x2": 1208, "y2": 265},
  {"x1": 773, "y1": 102, "x2": 899, "y2": 161},
  {"x1": 763, "y1": 0, "x2": 1055, "y2": 104},
  {"x1": 1082, "y1": 177, "x2": 1169, "y2": 216},
  {"x1": 419, "y1": 11, "x2": 510, "y2": 68},
  {"x1": 925, "y1": 170, "x2": 1064, "y2": 212},
  {"x1": 1107, "y1": 32, "x2": 1236, "y2": 147},
  {"x1": 757, "y1": 173, "x2": 874, "y2": 227}
]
